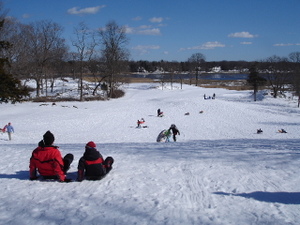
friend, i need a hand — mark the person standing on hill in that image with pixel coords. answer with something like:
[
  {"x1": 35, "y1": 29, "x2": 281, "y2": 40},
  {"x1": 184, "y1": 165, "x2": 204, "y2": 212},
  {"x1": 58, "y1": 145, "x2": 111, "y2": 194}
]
[
  {"x1": 77, "y1": 141, "x2": 114, "y2": 181},
  {"x1": 168, "y1": 124, "x2": 180, "y2": 142},
  {"x1": 5, "y1": 122, "x2": 14, "y2": 140},
  {"x1": 29, "y1": 131, "x2": 74, "y2": 182}
]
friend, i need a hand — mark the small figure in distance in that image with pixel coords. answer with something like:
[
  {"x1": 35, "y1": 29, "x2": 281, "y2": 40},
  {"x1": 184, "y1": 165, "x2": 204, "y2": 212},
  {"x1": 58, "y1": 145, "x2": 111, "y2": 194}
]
[
  {"x1": 3, "y1": 122, "x2": 14, "y2": 140},
  {"x1": 257, "y1": 128, "x2": 263, "y2": 134},
  {"x1": 157, "y1": 108, "x2": 164, "y2": 117},
  {"x1": 137, "y1": 118, "x2": 145, "y2": 128},
  {"x1": 278, "y1": 128, "x2": 287, "y2": 133}
]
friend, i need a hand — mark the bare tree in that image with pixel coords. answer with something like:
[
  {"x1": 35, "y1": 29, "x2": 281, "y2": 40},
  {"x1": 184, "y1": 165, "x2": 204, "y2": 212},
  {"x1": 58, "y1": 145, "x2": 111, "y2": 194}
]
[
  {"x1": 72, "y1": 22, "x2": 97, "y2": 101},
  {"x1": 18, "y1": 20, "x2": 67, "y2": 97},
  {"x1": 98, "y1": 20, "x2": 129, "y2": 98},
  {"x1": 188, "y1": 53, "x2": 206, "y2": 86},
  {"x1": 262, "y1": 55, "x2": 292, "y2": 98},
  {"x1": 289, "y1": 52, "x2": 300, "y2": 107},
  {"x1": 289, "y1": 52, "x2": 300, "y2": 63}
]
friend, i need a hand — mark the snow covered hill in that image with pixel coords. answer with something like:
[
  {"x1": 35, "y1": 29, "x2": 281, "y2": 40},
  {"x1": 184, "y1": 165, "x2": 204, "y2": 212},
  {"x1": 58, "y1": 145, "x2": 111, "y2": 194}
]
[{"x1": 0, "y1": 82, "x2": 299, "y2": 224}]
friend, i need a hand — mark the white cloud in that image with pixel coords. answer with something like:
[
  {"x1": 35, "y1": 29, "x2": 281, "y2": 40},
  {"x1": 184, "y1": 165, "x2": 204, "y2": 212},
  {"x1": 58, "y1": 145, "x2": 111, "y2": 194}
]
[
  {"x1": 180, "y1": 41, "x2": 225, "y2": 51},
  {"x1": 132, "y1": 45, "x2": 160, "y2": 55},
  {"x1": 273, "y1": 43, "x2": 297, "y2": 46},
  {"x1": 149, "y1": 17, "x2": 164, "y2": 23},
  {"x1": 132, "y1": 16, "x2": 142, "y2": 21},
  {"x1": 67, "y1": 5, "x2": 106, "y2": 15},
  {"x1": 139, "y1": 25, "x2": 152, "y2": 29},
  {"x1": 139, "y1": 28, "x2": 161, "y2": 35},
  {"x1": 22, "y1": 14, "x2": 31, "y2": 19},
  {"x1": 241, "y1": 42, "x2": 252, "y2": 45},
  {"x1": 228, "y1": 31, "x2": 257, "y2": 38},
  {"x1": 125, "y1": 25, "x2": 161, "y2": 35}
]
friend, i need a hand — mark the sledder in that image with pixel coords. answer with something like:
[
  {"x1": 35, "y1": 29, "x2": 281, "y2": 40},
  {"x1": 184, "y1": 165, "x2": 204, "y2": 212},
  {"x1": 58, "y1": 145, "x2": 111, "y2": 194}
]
[
  {"x1": 29, "y1": 131, "x2": 74, "y2": 182},
  {"x1": 136, "y1": 118, "x2": 146, "y2": 128},
  {"x1": 278, "y1": 128, "x2": 287, "y2": 133},
  {"x1": 77, "y1": 141, "x2": 114, "y2": 181},
  {"x1": 156, "y1": 129, "x2": 171, "y2": 142},
  {"x1": 257, "y1": 128, "x2": 263, "y2": 134},
  {"x1": 168, "y1": 124, "x2": 180, "y2": 142},
  {"x1": 157, "y1": 108, "x2": 164, "y2": 117}
]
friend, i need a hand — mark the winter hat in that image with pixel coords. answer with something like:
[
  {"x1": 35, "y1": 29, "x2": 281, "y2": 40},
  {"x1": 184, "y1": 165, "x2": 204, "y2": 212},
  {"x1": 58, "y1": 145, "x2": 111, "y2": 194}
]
[
  {"x1": 86, "y1": 141, "x2": 96, "y2": 148},
  {"x1": 43, "y1": 131, "x2": 55, "y2": 145}
]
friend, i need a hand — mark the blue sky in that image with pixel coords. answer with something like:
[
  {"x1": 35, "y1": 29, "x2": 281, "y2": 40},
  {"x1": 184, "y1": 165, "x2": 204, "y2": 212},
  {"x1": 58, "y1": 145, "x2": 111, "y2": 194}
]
[{"x1": 3, "y1": 0, "x2": 300, "y2": 62}]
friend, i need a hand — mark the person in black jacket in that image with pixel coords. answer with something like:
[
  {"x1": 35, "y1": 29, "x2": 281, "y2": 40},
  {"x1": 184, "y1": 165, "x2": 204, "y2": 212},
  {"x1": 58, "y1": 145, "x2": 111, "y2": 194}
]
[
  {"x1": 168, "y1": 124, "x2": 180, "y2": 142},
  {"x1": 77, "y1": 141, "x2": 114, "y2": 181}
]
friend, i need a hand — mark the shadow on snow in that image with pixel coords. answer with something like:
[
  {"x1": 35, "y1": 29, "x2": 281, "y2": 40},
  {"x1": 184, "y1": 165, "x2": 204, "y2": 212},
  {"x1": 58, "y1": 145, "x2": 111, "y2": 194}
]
[{"x1": 213, "y1": 191, "x2": 300, "y2": 205}]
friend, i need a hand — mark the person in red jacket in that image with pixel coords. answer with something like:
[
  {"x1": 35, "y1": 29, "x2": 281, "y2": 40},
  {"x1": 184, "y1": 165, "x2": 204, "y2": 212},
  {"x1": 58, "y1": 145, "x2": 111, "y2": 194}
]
[
  {"x1": 77, "y1": 141, "x2": 114, "y2": 181},
  {"x1": 29, "y1": 131, "x2": 73, "y2": 182}
]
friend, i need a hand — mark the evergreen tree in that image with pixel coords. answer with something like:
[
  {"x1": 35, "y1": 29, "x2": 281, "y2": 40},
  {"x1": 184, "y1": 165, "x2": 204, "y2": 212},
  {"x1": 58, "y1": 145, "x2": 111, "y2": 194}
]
[
  {"x1": 247, "y1": 66, "x2": 267, "y2": 101},
  {"x1": 0, "y1": 19, "x2": 29, "y2": 103}
]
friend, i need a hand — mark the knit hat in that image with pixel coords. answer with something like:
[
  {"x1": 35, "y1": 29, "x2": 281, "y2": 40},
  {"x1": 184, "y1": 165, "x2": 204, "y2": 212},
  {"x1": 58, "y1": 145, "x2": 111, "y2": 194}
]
[
  {"x1": 86, "y1": 141, "x2": 96, "y2": 148},
  {"x1": 43, "y1": 131, "x2": 55, "y2": 145}
]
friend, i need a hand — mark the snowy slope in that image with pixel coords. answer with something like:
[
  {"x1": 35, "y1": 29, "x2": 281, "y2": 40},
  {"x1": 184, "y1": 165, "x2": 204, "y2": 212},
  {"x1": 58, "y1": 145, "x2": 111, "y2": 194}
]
[{"x1": 0, "y1": 81, "x2": 299, "y2": 225}]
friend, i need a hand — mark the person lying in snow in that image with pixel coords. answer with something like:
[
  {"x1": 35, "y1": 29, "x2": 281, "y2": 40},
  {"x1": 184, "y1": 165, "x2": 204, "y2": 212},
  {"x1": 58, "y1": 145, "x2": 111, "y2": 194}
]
[
  {"x1": 29, "y1": 131, "x2": 74, "y2": 182},
  {"x1": 77, "y1": 141, "x2": 114, "y2": 182},
  {"x1": 278, "y1": 128, "x2": 287, "y2": 133}
]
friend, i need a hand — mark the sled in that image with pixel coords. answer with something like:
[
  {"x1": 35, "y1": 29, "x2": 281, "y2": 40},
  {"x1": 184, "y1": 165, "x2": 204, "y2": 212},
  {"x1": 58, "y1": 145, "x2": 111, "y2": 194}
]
[{"x1": 156, "y1": 129, "x2": 170, "y2": 142}]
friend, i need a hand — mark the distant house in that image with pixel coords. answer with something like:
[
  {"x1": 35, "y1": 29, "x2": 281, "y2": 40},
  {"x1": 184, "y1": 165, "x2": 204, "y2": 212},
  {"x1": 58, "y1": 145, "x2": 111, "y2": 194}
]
[{"x1": 211, "y1": 66, "x2": 222, "y2": 73}]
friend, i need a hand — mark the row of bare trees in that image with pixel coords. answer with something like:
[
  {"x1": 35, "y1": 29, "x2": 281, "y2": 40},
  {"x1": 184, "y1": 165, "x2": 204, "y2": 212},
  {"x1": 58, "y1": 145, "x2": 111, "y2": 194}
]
[{"x1": 0, "y1": 2, "x2": 129, "y2": 101}]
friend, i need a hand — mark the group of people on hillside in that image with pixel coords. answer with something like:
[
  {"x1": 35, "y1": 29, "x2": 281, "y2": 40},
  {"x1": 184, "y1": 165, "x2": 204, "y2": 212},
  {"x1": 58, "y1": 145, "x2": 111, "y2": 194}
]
[
  {"x1": 1, "y1": 122, "x2": 14, "y2": 140},
  {"x1": 29, "y1": 131, "x2": 114, "y2": 182},
  {"x1": 257, "y1": 128, "x2": 288, "y2": 134},
  {"x1": 203, "y1": 93, "x2": 216, "y2": 100}
]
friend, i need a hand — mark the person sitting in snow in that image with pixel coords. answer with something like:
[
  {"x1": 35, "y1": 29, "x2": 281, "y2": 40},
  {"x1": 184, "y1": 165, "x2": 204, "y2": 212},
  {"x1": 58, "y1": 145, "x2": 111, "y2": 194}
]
[
  {"x1": 77, "y1": 141, "x2": 114, "y2": 182},
  {"x1": 29, "y1": 131, "x2": 74, "y2": 182},
  {"x1": 157, "y1": 108, "x2": 164, "y2": 117},
  {"x1": 137, "y1": 118, "x2": 145, "y2": 128},
  {"x1": 257, "y1": 128, "x2": 263, "y2": 134},
  {"x1": 168, "y1": 124, "x2": 180, "y2": 142}
]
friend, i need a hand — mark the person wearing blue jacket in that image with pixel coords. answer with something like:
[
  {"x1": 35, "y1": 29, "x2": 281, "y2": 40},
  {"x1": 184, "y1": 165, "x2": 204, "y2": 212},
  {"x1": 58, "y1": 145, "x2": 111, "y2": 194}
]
[{"x1": 5, "y1": 122, "x2": 14, "y2": 140}]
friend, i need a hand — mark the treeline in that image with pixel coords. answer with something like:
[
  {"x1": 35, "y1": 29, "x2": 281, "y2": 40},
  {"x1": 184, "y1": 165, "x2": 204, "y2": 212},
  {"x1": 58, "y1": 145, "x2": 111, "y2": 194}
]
[{"x1": 129, "y1": 60, "x2": 252, "y2": 73}]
